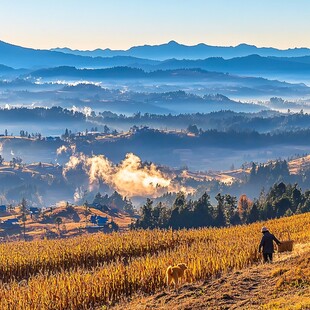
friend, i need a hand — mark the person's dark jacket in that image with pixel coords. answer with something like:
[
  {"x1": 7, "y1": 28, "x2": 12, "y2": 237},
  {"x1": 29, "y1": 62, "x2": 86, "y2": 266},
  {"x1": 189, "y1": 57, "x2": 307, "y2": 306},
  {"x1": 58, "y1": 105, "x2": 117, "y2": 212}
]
[{"x1": 259, "y1": 231, "x2": 281, "y2": 253}]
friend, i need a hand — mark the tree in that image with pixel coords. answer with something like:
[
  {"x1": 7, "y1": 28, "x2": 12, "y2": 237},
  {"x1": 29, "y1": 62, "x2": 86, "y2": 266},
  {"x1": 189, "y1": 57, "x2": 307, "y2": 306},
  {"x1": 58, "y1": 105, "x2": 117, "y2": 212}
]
[
  {"x1": 224, "y1": 194, "x2": 238, "y2": 225},
  {"x1": 273, "y1": 182, "x2": 286, "y2": 198},
  {"x1": 62, "y1": 128, "x2": 70, "y2": 140},
  {"x1": 11, "y1": 157, "x2": 23, "y2": 168},
  {"x1": 187, "y1": 124, "x2": 199, "y2": 135},
  {"x1": 178, "y1": 200, "x2": 193, "y2": 228},
  {"x1": 247, "y1": 202, "x2": 260, "y2": 223},
  {"x1": 83, "y1": 202, "x2": 91, "y2": 223},
  {"x1": 261, "y1": 203, "x2": 274, "y2": 220},
  {"x1": 20, "y1": 198, "x2": 28, "y2": 240},
  {"x1": 103, "y1": 125, "x2": 110, "y2": 134},
  {"x1": 152, "y1": 202, "x2": 169, "y2": 228},
  {"x1": 169, "y1": 192, "x2": 189, "y2": 229},
  {"x1": 173, "y1": 192, "x2": 186, "y2": 208},
  {"x1": 291, "y1": 184, "x2": 302, "y2": 211},
  {"x1": 108, "y1": 220, "x2": 119, "y2": 232},
  {"x1": 55, "y1": 217, "x2": 63, "y2": 232},
  {"x1": 136, "y1": 198, "x2": 153, "y2": 229},
  {"x1": 93, "y1": 192, "x2": 103, "y2": 206},
  {"x1": 275, "y1": 197, "x2": 291, "y2": 218},
  {"x1": 215, "y1": 193, "x2": 226, "y2": 227},
  {"x1": 124, "y1": 199, "x2": 135, "y2": 215},
  {"x1": 238, "y1": 194, "x2": 252, "y2": 222},
  {"x1": 192, "y1": 192, "x2": 213, "y2": 227},
  {"x1": 249, "y1": 162, "x2": 257, "y2": 182}
]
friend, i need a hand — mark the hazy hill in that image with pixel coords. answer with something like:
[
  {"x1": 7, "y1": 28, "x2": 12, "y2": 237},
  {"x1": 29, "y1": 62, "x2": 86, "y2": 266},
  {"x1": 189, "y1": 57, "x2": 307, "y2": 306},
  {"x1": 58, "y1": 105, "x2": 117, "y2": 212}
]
[
  {"x1": 272, "y1": 55, "x2": 310, "y2": 64},
  {"x1": 0, "y1": 41, "x2": 157, "y2": 69},
  {"x1": 0, "y1": 64, "x2": 27, "y2": 78},
  {"x1": 26, "y1": 66, "x2": 310, "y2": 98},
  {"x1": 29, "y1": 66, "x2": 147, "y2": 79},
  {"x1": 28, "y1": 66, "x2": 310, "y2": 87},
  {"x1": 26, "y1": 57, "x2": 310, "y2": 80},
  {"x1": 0, "y1": 64, "x2": 14, "y2": 73},
  {"x1": 143, "y1": 54, "x2": 310, "y2": 76},
  {"x1": 52, "y1": 40, "x2": 310, "y2": 60}
]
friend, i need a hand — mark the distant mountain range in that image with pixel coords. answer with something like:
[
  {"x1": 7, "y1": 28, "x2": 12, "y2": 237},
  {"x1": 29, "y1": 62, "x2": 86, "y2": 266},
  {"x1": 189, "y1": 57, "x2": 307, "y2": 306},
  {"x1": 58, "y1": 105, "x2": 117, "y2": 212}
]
[
  {"x1": 0, "y1": 40, "x2": 158, "y2": 69},
  {"x1": 52, "y1": 40, "x2": 310, "y2": 60},
  {"x1": 1, "y1": 40, "x2": 310, "y2": 78}
]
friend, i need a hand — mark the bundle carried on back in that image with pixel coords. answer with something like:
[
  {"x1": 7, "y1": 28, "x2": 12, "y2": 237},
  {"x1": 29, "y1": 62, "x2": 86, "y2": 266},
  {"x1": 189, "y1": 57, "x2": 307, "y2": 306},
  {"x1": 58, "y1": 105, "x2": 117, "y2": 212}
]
[{"x1": 278, "y1": 230, "x2": 294, "y2": 253}]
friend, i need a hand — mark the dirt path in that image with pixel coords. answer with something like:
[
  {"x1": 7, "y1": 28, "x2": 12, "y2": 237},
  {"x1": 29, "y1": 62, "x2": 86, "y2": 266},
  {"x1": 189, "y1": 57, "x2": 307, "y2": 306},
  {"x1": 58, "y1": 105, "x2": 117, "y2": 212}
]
[{"x1": 112, "y1": 243, "x2": 310, "y2": 310}]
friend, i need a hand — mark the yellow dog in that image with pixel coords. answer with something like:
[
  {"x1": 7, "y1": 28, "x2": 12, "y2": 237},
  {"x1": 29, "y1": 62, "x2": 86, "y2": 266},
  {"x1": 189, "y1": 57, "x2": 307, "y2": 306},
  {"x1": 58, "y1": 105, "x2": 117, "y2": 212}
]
[{"x1": 166, "y1": 263, "x2": 188, "y2": 290}]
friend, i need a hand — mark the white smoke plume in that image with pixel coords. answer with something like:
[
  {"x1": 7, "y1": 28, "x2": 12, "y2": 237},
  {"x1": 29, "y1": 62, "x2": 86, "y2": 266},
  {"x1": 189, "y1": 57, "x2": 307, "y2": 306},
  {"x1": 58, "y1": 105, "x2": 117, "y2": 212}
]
[
  {"x1": 73, "y1": 187, "x2": 83, "y2": 202},
  {"x1": 56, "y1": 144, "x2": 76, "y2": 156},
  {"x1": 71, "y1": 105, "x2": 93, "y2": 117},
  {"x1": 63, "y1": 153, "x2": 183, "y2": 197}
]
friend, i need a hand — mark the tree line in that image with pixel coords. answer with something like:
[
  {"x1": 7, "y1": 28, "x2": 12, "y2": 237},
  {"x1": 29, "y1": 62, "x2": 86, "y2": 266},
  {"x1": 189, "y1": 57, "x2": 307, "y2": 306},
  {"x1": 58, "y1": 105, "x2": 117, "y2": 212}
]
[
  {"x1": 97, "y1": 109, "x2": 310, "y2": 133},
  {"x1": 132, "y1": 182, "x2": 310, "y2": 230}
]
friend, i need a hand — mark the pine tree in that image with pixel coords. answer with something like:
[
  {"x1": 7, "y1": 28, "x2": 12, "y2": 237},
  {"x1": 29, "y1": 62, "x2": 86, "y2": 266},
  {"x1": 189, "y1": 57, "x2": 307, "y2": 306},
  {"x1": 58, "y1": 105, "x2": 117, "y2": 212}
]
[
  {"x1": 215, "y1": 193, "x2": 226, "y2": 227},
  {"x1": 193, "y1": 192, "x2": 212, "y2": 227},
  {"x1": 247, "y1": 202, "x2": 260, "y2": 223}
]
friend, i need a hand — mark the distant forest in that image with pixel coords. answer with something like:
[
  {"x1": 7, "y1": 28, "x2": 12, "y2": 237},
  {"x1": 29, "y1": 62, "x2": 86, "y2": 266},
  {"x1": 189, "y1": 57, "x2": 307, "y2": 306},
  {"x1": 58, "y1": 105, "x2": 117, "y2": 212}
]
[
  {"x1": 0, "y1": 107, "x2": 86, "y2": 123},
  {"x1": 2, "y1": 107, "x2": 310, "y2": 144},
  {"x1": 99, "y1": 109, "x2": 310, "y2": 132},
  {"x1": 1, "y1": 106, "x2": 310, "y2": 131},
  {"x1": 133, "y1": 182, "x2": 310, "y2": 230},
  {"x1": 97, "y1": 127, "x2": 310, "y2": 150},
  {"x1": 150, "y1": 159, "x2": 310, "y2": 206}
]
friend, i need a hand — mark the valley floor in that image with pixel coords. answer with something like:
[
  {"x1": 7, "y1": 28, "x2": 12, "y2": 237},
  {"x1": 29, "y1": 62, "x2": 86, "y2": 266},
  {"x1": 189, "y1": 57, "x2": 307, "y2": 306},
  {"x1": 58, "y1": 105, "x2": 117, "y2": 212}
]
[{"x1": 112, "y1": 243, "x2": 310, "y2": 310}]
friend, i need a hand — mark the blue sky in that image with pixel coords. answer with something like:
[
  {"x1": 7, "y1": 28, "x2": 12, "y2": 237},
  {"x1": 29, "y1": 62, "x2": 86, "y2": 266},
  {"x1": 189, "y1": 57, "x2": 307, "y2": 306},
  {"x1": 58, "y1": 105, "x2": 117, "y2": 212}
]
[{"x1": 0, "y1": 0, "x2": 309, "y2": 50}]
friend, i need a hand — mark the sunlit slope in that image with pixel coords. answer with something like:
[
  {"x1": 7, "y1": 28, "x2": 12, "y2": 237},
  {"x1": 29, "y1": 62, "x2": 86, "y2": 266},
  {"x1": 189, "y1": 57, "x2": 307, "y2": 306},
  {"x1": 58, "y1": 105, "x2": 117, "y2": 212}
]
[{"x1": 0, "y1": 212, "x2": 309, "y2": 309}]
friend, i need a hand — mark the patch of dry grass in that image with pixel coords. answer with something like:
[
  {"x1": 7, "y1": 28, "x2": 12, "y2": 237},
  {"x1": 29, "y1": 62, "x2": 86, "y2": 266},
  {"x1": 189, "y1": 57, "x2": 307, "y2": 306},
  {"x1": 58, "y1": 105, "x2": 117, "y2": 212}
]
[{"x1": 262, "y1": 296, "x2": 310, "y2": 310}]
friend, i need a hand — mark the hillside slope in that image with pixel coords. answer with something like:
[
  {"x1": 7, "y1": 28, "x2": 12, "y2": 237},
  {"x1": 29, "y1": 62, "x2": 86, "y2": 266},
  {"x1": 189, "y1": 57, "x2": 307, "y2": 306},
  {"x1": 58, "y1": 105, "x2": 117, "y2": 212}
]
[
  {"x1": 0, "y1": 213, "x2": 309, "y2": 309},
  {"x1": 113, "y1": 243, "x2": 310, "y2": 310},
  {"x1": 0, "y1": 204, "x2": 132, "y2": 241}
]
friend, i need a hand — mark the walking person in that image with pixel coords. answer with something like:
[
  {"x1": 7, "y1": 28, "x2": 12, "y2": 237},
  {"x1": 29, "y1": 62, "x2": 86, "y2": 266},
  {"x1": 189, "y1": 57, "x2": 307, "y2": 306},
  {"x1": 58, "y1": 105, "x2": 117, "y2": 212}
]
[{"x1": 259, "y1": 227, "x2": 281, "y2": 263}]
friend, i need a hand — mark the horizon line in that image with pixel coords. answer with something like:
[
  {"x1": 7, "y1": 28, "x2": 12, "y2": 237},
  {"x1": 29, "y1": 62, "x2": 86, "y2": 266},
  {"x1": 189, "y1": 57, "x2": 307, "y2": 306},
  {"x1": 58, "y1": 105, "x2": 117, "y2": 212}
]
[{"x1": 1, "y1": 39, "x2": 310, "y2": 52}]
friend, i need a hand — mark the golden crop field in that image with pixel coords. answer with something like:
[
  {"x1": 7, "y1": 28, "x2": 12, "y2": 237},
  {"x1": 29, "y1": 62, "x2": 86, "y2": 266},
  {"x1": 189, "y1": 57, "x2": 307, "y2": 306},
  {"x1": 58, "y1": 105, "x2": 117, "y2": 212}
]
[{"x1": 0, "y1": 213, "x2": 309, "y2": 309}]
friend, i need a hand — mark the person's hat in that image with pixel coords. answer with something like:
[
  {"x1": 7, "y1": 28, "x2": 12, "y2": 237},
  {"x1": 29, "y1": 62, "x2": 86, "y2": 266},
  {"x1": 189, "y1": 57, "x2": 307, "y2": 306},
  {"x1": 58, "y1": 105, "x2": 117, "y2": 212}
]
[{"x1": 261, "y1": 226, "x2": 269, "y2": 232}]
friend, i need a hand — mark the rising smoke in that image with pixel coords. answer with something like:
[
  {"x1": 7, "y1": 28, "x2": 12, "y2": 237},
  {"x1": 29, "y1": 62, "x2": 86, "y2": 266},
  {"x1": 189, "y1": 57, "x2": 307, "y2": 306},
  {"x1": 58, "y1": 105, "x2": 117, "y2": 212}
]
[
  {"x1": 63, "y1": 152, "x2": 184, "y2": 197},
  {"x1": 56, "y1": 144, "x2": 76, "y2": 156}
]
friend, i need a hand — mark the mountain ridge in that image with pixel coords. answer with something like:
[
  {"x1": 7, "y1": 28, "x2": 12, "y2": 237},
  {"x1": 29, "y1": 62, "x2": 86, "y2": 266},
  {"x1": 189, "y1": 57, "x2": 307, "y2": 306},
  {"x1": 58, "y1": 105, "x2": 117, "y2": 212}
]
[
  {"x1": 2, "y1": 39, "x2": 310, "y2": 76},
  {"x1": 0, "y1": 40, "x2": 158, "y2": 69},
  {"x1": 143, "y1": 54, "x2": 310, "y2": 75},
  {"x1": 51, "y1": 40, "x2": 310, "y2": 60}
]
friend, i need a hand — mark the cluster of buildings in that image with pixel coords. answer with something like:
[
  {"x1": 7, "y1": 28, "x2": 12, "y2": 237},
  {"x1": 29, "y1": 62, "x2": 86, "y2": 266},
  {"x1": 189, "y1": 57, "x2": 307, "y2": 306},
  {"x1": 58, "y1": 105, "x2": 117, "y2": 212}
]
[{"x1": 0, "y1": 205, "x2": 40, "y2": 229}]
